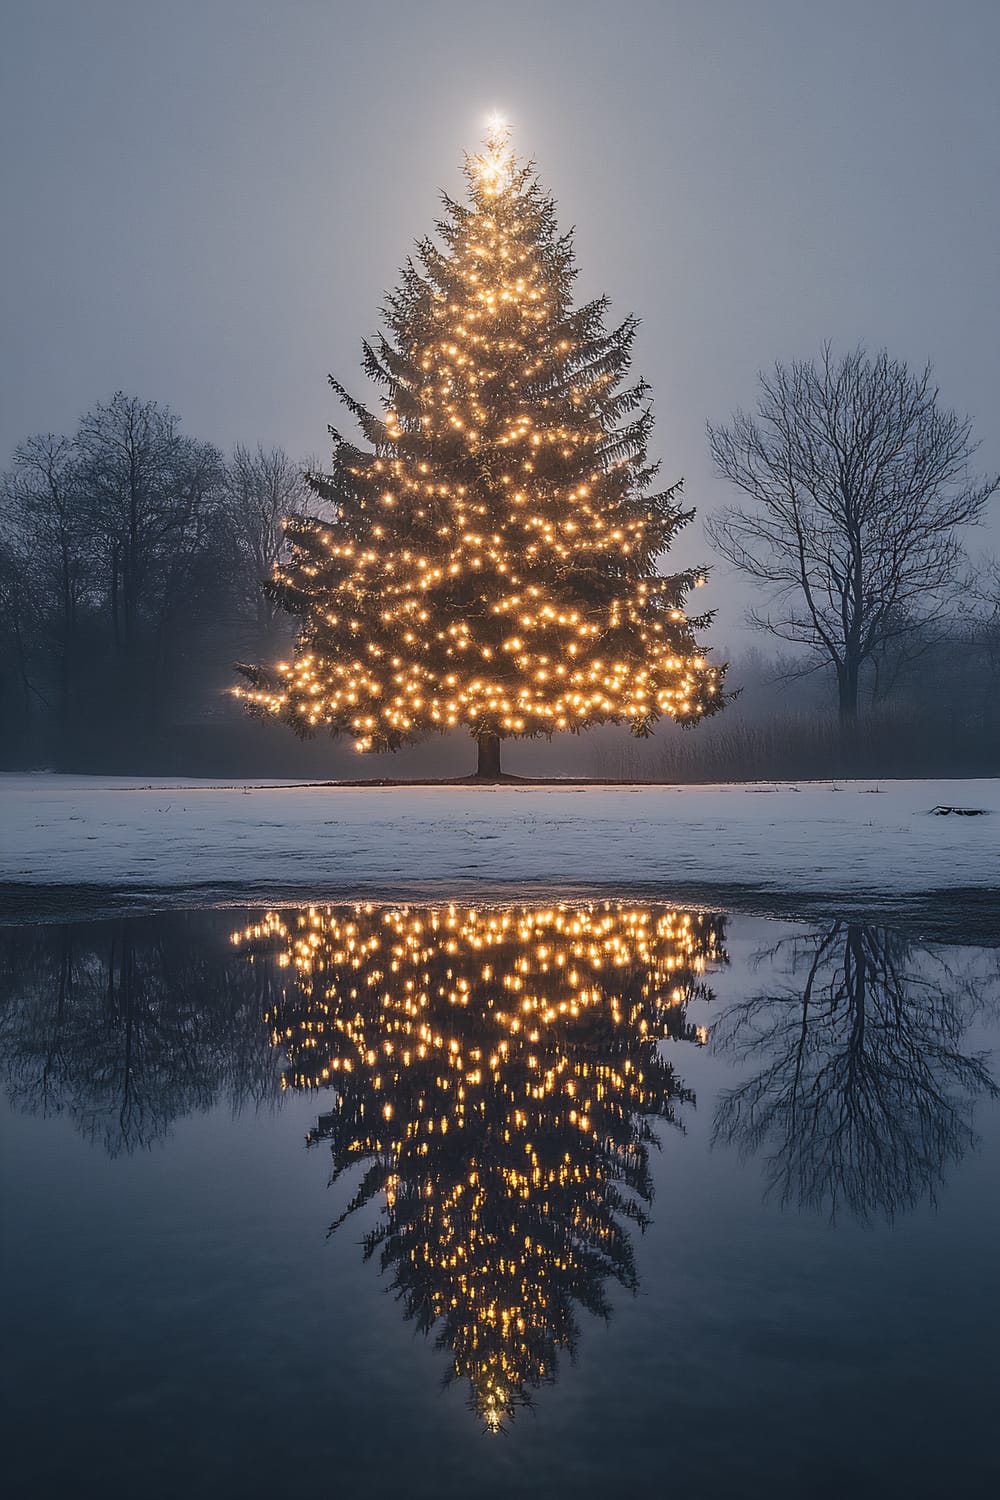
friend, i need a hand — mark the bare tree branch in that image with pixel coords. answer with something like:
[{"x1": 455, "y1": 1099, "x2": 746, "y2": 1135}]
[{"x1": 706, "y1": 346, "x2": 998, "y2": 719}]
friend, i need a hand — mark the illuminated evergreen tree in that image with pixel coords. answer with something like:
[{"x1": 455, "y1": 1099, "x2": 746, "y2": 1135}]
[
  {"x1": 236, "y1": 120, "x2": 724, "y2": 776},
  {"x1": 234, "y1": 901, "x2": 726, "y2": 1426}
]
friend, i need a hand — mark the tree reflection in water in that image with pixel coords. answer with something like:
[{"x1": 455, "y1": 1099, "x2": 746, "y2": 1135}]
[
  {"x1": 712, "y1": 921, "x2": 999, "y2": 1221},
  {"x1": 234, "y1": 902, "x2": 726, "y2": 1430},
  {"x1": 6, "y1": 905, "x2": 995, "y2": 1428},
  {"x1": 0, "y1": 915, "x2": 283, "y2": 1155}
]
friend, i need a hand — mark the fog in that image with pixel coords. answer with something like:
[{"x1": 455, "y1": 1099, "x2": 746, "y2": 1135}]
[{"x1": 2, "y1": 0, "x2": 998, "y2": 774}]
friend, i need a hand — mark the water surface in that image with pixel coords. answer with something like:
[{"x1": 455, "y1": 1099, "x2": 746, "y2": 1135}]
[{"x1": 2, "y1": 902, "x2": 998, "y2": 1499}]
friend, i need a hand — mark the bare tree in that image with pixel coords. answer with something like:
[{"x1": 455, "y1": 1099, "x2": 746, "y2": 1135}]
[
  {"x1": 1, "y1": 434, "x2": 91, "y2": 731},
  {"x1": 73, "y1": 393, "x2": 226, "y2": 712},
  {"x1": 707, "y1": 347, "x2": 998, "y2": 719},
  {"x1": 966, "y1": 555, "x2": 1000, "y2": 662},
  {"x1": 224, "y1": 444, "x2": 311, "y2": 651},
  {"x1": 962, "y1": 555, "x2": 1000, "y2": 731},
  {"x1": 0, "y1": 530, "x2": 42, "y2": 732},
  {"x1": 76, "y1": 394, "x2": 174, "y2": 660}
]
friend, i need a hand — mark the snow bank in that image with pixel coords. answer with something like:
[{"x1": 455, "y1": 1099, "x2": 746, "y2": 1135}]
[{"x1": 1, "y1": 775, "x2": 997, "y2": 905}]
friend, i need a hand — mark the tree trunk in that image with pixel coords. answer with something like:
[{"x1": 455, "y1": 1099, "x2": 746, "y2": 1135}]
[
  {"x1": 837, "y1": 663, "x2": 859, "y2": 723},
  {"x1": 111, "y1": 543, "x2": 121, "y2": 653},
  {"x1": 475, "y1": 732, "x2": 502, "y2": 778}
]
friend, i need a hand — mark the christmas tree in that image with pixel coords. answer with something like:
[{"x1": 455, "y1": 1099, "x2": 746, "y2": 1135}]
[
  {"x1": 233, "y1": 901, "x2": 726, "y2": 1427},
  {"x1": 237, "y1": 119, "x2": 724, "y2": 776}
]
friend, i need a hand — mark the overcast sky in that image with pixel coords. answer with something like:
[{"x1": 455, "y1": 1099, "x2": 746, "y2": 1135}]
[{"x1": 2, "y1": 0, "x2": 998, "y2": 647}]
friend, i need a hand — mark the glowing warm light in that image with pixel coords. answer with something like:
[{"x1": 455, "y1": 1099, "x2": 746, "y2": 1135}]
[
  {"x1": 484, "y1": 109, "x2": 509, "y2": 138},
  {"x1": 470, "y1": 114, "x2": 515, "y2": 196},
  {"x1": 234, "y1": 901, "x2": 726, "y2": 1428},
  {"x1": 235, "y1": 123, "x2": 724, "y2": 758}
]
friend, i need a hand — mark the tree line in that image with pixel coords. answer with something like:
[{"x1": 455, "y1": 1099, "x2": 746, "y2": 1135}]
[
  {"x1": 0, "y1": 392, "x2": 313, "y2": 764},
  {"x1": 1, "y1": 345, "x2": 997, "y2": 773}
]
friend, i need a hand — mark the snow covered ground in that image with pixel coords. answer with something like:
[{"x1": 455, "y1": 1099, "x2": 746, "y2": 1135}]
[{"x1": 1, "y1": 776, "x2": 997, "y2": 926}]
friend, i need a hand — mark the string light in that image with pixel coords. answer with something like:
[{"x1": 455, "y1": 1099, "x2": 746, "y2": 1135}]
[{"x1": 236, "y1": 120, "x2": 724, "y2": 756}]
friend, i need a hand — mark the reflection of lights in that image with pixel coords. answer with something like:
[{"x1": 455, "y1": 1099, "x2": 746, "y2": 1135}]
[{"x1": 235, "y1": 902, "x2": 725, "y2": 1428}]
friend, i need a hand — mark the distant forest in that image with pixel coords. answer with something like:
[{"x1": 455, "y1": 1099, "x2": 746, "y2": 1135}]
[{"x1": 2, "y1": 390, "x2": 998, "y2": 781}]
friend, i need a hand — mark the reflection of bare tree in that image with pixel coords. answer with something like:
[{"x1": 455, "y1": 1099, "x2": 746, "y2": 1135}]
[
  {"x1": 712, "y1": 922, "x2": 998, "y2": 1220},
  {"x1": 0, "y1": 915, "x2": 282, "y2": 1155},
  {"x1": 236, "y1": 903, "x2": 726, "y2": 1429}
]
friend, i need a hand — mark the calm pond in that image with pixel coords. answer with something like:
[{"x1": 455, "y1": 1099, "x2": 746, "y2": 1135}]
[{"x1": 2, "y1": 902, "x2": 998, "y2": 1499}]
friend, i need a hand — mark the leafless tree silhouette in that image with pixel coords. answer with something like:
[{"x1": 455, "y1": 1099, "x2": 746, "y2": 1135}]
[
  {"x1": 0, "y1": 915, "x2": 282, "y2": 1155},
  {"x1": 711, "y1": 921, "x2": 998, "y2": 1220},
  {"x1": 707, "y1": 347, "x2": 997, "y2": 719}
]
